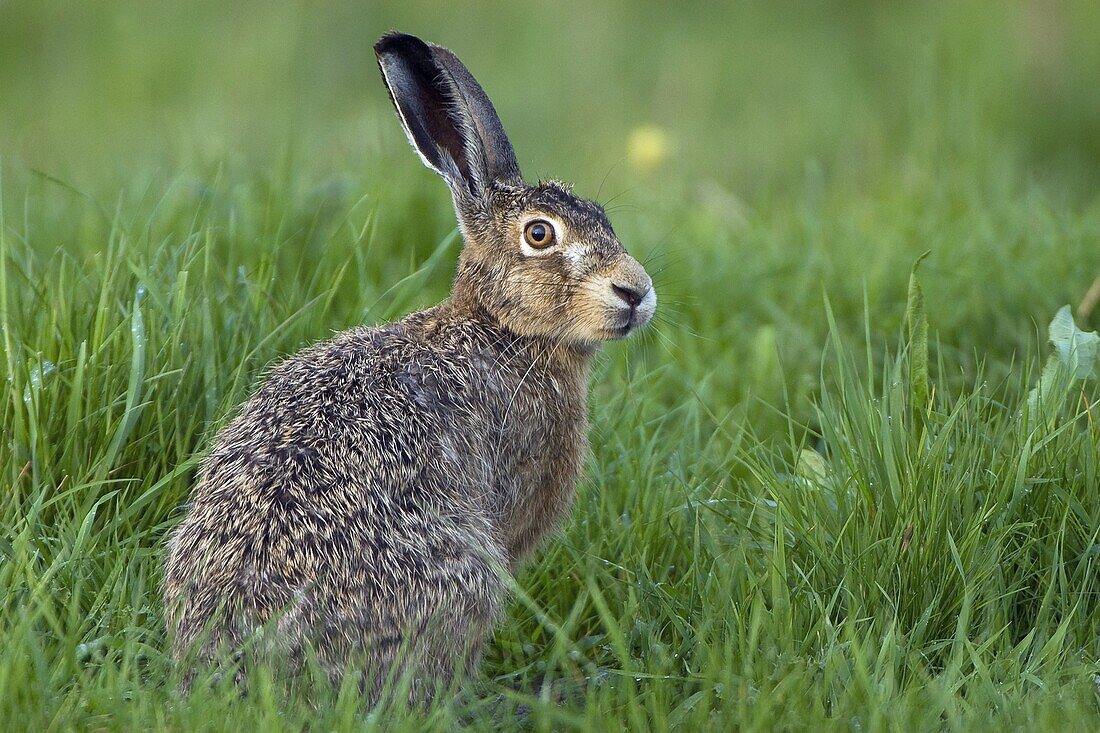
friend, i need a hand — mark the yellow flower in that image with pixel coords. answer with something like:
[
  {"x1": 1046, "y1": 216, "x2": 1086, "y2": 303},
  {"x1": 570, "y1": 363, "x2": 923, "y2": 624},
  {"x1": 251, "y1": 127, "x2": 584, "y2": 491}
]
[{"x1": 626, "y1": 125, "x2": 671, "y2": 174}]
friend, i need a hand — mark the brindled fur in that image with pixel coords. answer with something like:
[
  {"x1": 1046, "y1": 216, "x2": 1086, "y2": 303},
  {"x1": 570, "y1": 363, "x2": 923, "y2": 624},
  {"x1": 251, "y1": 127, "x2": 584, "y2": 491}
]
[{"x1": 162, "y1": 32, "x2": 655, "y2": 704}]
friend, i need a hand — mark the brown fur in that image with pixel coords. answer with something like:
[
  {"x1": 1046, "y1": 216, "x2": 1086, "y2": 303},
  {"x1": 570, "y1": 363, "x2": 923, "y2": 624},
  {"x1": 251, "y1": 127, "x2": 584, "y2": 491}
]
[{"x1": 162, "y1": 32, "x2": 654, "y2": 703}]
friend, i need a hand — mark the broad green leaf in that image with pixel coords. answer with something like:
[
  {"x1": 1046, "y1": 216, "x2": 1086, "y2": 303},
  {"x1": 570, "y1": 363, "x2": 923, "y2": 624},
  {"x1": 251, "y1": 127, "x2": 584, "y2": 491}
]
[
  {"x1": 1026, "y1": 305, "x2": 1099, "y2": 427},
  {"x1": 1047, "y1": 304, "x2": 1099, "y2": 381},
  {"x1": 796, "y1": 448, "x2": 830, "y2": 487}
]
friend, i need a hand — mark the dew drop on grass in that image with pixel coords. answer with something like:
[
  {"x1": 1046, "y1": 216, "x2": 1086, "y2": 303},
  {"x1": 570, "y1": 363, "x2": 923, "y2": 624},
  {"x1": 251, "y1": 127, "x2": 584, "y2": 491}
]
[{"x1": 22, "y1": 360, "x2": 57, "y2": 404}]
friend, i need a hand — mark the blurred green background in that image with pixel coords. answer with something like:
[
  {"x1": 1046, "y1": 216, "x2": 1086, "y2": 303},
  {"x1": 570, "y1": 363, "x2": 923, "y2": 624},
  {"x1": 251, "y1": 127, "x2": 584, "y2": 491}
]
[{"x1": 4, "y1": 0, "x2": 1100, "y2": 194}]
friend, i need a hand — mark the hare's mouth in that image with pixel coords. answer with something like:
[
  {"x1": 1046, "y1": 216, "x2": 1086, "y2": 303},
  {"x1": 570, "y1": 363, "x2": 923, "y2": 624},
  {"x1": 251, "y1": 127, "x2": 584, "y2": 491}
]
[
  {"x1": 601, "y1": 310, "x2": 650, "y2": 340},
  {"x1": 602, "y1": 323, "x2": 634, "y2": 340},
  {"x1": 604, "y1": 305, "x2": 654, "y2": 340}
]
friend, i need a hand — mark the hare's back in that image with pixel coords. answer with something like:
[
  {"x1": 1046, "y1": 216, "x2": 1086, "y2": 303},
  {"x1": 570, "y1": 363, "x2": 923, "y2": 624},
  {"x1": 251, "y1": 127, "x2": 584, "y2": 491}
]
[{"x1": 166, "y1": 324, "x2": 499, "y2": 614}]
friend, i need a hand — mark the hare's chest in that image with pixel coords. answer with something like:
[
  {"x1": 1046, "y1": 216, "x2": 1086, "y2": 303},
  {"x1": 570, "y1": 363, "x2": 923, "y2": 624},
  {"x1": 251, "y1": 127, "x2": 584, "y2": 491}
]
[{"x1": 476, "y1": 360, "x2": 589, "y2": 559}]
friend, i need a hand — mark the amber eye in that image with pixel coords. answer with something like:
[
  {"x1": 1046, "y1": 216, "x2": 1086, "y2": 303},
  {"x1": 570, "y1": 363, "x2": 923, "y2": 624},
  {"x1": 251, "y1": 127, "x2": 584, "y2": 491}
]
[{"x1": 523, "y1": 219, "x2": 556, "y2": 249}]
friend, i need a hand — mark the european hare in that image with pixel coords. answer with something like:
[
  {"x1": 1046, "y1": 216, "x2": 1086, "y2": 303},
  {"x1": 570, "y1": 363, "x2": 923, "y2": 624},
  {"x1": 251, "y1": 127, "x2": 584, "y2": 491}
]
[{"x1": 163, "y1": 31, "x2": 655, "y2": 703}]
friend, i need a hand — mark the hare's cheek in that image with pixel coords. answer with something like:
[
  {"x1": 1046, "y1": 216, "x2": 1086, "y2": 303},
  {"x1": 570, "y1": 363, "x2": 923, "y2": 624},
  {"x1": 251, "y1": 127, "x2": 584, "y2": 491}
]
[
  {"x1": 561, "y1": 244, "x2": 598, "y2": 277},
  {"x1": 567, "y1": 282, "x2": 609, "y2": 329}
]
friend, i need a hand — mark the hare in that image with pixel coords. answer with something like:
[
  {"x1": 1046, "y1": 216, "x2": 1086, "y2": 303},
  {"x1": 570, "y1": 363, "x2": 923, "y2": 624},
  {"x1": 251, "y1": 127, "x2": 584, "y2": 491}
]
[{"x1": 162, "y1": 31, "x2": 655, "y2": 703}]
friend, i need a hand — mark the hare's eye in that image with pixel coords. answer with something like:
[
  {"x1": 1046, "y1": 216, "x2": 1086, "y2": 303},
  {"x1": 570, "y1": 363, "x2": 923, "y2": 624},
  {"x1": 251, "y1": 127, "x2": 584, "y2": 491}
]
[{"x1": 523, "y1": 219, "x2": 556, "y2": 249}]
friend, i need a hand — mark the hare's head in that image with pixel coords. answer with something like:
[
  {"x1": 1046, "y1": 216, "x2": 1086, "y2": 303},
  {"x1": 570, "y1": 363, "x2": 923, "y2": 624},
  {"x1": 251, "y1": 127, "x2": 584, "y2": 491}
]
[{"x1": 375, "y1": 33, "x2": 655, "y2": 349}]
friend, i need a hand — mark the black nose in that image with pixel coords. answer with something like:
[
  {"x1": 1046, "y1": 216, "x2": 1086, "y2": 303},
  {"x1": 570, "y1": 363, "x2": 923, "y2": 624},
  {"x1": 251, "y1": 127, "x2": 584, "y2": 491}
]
[{"x1": 611, "y1": 283, "x2": 646, "y2": 308}]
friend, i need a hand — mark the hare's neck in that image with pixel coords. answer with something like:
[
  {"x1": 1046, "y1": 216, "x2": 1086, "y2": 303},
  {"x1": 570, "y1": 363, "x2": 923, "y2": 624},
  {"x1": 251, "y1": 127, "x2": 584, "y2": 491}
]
[{"x1": 444, "y1": 288, "x2": 596, "y2": 375}]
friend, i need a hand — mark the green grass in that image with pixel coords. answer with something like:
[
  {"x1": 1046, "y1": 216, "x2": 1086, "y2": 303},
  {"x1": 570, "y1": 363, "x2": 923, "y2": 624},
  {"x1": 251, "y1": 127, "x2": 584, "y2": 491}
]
[{"x1": 2, "y1": 0, "x2": 1100, "y2": 730}]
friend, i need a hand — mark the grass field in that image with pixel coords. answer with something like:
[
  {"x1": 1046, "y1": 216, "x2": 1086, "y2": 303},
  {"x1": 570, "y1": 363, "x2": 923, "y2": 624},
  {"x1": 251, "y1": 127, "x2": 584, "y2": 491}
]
[{"x1": 2, "y1": 1, "x2": 1100, "y2": 729}]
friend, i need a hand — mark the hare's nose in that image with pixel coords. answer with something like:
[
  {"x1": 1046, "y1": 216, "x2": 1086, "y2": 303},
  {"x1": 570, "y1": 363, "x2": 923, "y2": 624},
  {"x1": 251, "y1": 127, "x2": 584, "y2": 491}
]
[{"x1": 611, "y1": 282, "x2": 648, "y2": 308}]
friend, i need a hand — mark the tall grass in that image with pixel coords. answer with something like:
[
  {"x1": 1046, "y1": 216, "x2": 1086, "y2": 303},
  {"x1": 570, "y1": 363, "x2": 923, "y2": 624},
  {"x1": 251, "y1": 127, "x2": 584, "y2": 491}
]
[{"x1": 1, "y1": 160, "x2": 1097, "y2": 729}]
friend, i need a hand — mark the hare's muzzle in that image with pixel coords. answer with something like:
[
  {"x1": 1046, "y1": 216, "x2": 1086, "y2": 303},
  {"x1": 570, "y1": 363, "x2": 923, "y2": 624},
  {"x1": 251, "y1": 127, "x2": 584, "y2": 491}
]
[{"x1": 602, "y1": 256, "x2": 655, "y2": 337}]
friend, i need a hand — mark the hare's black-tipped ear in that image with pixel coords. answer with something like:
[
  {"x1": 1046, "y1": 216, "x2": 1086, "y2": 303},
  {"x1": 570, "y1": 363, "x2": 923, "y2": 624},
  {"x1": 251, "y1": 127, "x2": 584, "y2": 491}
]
[{"x1": 374, "y1": 32, "x2": 523, "y2": 196}]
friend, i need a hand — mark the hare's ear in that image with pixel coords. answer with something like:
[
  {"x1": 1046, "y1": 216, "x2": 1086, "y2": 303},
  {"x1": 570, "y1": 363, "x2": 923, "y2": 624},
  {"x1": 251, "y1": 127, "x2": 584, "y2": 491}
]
[{"x1": 374, "y1": 32, "x2": 523, "y2": 197}]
